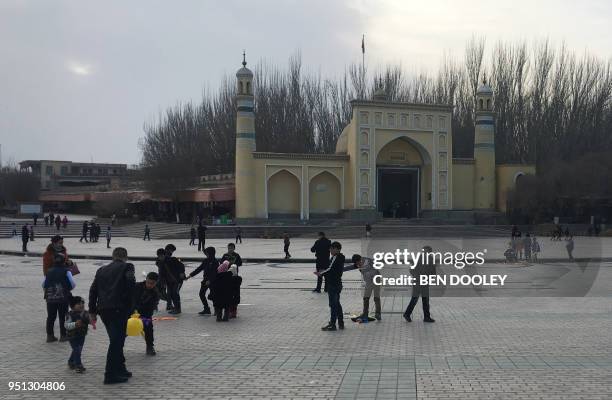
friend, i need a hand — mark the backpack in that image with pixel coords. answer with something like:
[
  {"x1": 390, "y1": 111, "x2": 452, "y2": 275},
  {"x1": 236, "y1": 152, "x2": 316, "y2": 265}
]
[{"x1": 44, "y1": 268, "x2": 69, "y2": 303}]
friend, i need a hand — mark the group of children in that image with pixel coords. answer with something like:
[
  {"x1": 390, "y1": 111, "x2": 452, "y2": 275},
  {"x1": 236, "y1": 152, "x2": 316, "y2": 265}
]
[{"x1": 505, "y1": 230, "x2": 541, "y2": 262}]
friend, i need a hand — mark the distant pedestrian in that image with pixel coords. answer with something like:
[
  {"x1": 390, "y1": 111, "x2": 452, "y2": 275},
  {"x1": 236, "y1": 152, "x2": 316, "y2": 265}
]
[
  {"x1": 33, "y1": 213, "x2": 38, "y2": 226},
  {"x1": 311, "y1": 232, "x2": 331, "y2": 293},
  {"x1": 283, "y1": 232, "x2": 291, "y2": 259},
  {"x1": 11, "y1": 222, "x2": 17, "y2": 237},
  {"x1": 197, "y1": 224, "x2": 207, "y2": 252},
  {"x1": 235, "y1": 226, "x2": 242, "y2": 244},
  {"x1": 106, "y1": 226, "x2": 112, "y2": 249},
  {"x1": 531, "y1": 236, "x2": 541, "y2": 262},
  {"x1": 49, "y1": 213, "x2": 55, "y2": 226},
  {"x1": 523, "y1": 233, "x2": 532, "y2": 261},
  {"x1": 55, "y1": 215, "x2": 61, "y2": 231},
  {"x1": 89, "y1": 222, "x2": 95, "y2": 242},
  {"x1": 111, "y1": 214, "x2": 116, "y2": 226},
  {"x1": 189, "y1": 225, "x2": 196, "y2": 246},
  {"x1": 79, "y1": 222, "x2": 89, "y2": 243},
  {"x1": 143, "y1": 224, "x2": 151, "y2": 241},
  {"x1": 365, "y1": 223, "x2": 372, "y2": 239},
  {"x1": 21, "y1": 224, "x2": 29, "y2": 252},
  {"x1": 62, "y1": 216, "x2": 68, "y2": 229},
  {"x1": 29, "y1": 224, "x2": 35, "y2": 241},
  {"x1": 221, "y1": 243, "x2": 243, "y2": 274},
  {"x1": 566, "y1": 236, "x2": 574, "y2": 261},
  {"x1": 44, "y1": 215, "x2": 49, "y2": 226}
]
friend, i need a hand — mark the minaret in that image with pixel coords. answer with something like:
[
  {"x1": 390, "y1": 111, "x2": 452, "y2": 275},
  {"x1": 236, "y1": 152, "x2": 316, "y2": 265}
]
[
  {"x1": 473, "y1": 75, "x2": 496, "y2": 210},
  {"x1": 235, "y1": 52, "x2": 256, "y2": 219}
]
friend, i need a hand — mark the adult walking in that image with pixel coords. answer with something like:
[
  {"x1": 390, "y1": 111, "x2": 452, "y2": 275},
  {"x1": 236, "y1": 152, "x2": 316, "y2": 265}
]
[
  {"x1": 189, "y1": 225, "x2": 196, "y2": 246},
  {"x1": 310, "y1": 232, "x2": 331, "y2": 293},
  {"x1": 88, "y1": 247, "x2": 136, "y2": 384},
  {"x1": 21, "y1": 223, "x2": 29, "y2": 252},
  {"x1": 197, "y1": 223, "x2": 207, "y2": 252},
  {"x1": 43, "y1": 254, "x2": 76, "y2": 342},
  {"x1": 79, "y1": 221, "x2": 89, "y2": 243},
  {"x1": 106, "y1": 226, "x2": 112, "y2": 249},
  {"x1": 159, "y1": 244, "x2": 185, "y2": 314},
  {"x1": 143, "y1": 224, "x2": 151, "y2": 241},
  {"x1": 185, "y1": 246, "x2": 219, "y2": 315},
  {"x1": 55, "y1": 215, "x2": 61, "y2": 231},
  {"x1": 317, "y1": 241, "x2": 345, "y2": 331},
  {"x1": 403, "y1": 245, "x2": 436, "y2": 323}
]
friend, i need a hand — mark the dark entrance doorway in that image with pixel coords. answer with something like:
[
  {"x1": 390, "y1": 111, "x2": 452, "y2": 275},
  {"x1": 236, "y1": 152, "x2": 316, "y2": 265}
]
[{"x1": 377, "y1": 167, "x2": 419, "y2": 218}]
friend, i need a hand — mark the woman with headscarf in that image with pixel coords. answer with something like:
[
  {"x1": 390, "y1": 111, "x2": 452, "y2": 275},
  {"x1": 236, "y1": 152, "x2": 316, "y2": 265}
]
[
  {"x1": 228, "y1": 264, "x2": 242, "y2": 318},
  {"x1": 211, "y1": 261, "x2": 232, "y2": 322}
]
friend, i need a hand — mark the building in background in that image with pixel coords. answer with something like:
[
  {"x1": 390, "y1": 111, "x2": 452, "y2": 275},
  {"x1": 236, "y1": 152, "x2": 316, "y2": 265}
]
[{"x1": 19, "y1": 160, "x2": 128, "y2": 191}]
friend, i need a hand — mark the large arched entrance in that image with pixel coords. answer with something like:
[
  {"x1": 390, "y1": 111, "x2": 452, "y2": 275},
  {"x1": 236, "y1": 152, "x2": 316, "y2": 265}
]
[
  {"x1": 267, "y1": 170, "x2": 301, "y2": 218},
  {"x1": 376, "y1": 137, "x2": 430, "y2": 218},
  {"x1": 309, "y1": 171, "x2": 341, "y2": 217}
]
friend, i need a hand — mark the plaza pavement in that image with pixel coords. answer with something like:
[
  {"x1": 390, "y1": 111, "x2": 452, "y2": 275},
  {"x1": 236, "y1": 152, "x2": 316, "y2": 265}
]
[{"x1": 1, "y1": 248, "x2": 612, "y2": 399}]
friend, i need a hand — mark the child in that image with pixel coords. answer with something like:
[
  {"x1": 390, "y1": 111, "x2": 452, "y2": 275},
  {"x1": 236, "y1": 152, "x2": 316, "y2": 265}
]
[
  {"x1": 228, "y1": 264, "x2": 242, "y2": 318},
  {"x1": 212, "y1": 261, "x2": 232, "y2": 321},
  {"x1": 235, "y1": 227, "x2": 242, "y2": 244},
  {"x1": 106, "y1": 226, "x2": 112, "y2": 249},
  {"x1": 221, "y1": 243, "x2": 243, "y2": 274},
  {"x1": 133, "y1": 272, "x2": 160, "y2": 355},
  {"x1": 283, "y1": 232, "x2": 291, "y2": 259},
  {"x1": 64, "y1": 296, "x2": 90, "y2": 373}
]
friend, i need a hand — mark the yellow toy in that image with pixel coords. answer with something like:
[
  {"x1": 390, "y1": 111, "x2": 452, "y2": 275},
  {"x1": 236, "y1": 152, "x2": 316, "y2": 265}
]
[{"x1": 126, "y1": 311, "x2": 144, "y2": 336}]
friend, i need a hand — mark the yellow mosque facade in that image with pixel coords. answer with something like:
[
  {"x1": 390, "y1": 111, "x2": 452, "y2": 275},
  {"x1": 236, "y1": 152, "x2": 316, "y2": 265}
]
[{"x1": 234, "y1": 58, "x2": 535, "y2": 221}]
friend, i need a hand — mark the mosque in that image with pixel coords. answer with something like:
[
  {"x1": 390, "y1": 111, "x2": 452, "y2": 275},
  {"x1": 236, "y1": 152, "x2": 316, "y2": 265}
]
[{"x1": 233, "y1": 57, "x2": 535, "y2": 221}]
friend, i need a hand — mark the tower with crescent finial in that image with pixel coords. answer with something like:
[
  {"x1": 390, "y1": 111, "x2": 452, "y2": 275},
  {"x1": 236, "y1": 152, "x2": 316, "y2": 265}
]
[
  {"x1": 473, "y1": 74, "x2": 496, "y2": 210},
  {"x1": 234, "y1": 51, "x2": 256, "y2": 219}
]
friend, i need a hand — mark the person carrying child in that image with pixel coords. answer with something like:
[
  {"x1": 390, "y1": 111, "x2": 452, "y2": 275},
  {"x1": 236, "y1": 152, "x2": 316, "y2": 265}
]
[
  {"x1": 133, "y1": 272, "x2": 160, "y2": 356},
  {"x1": 43, "y1": 254, "x2": 76, "y2": 342},
  {"x1": 228, "y1": 264, "x2": 242, "y2": 318},
  {"x1": 64, "y1": 296, "x2": 90, "y2": 373},
  {"x1": 211, "y1": 261, "x2": 233, "y2": 322}
]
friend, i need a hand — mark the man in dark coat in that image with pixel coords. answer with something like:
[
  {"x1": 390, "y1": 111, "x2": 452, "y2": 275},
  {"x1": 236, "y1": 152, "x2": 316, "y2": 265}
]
[
  {"x1": 318, "y1": 241, "x2": 346, "y2": 331},
  {"x1": 197, "y1": 224, "x2": 207, "y2": 252},
  {"x1": 21, "y1": 224, "x2": 29, "y2": 252},
  {"x1": 403, "y1": 245, "x2": 436, "y2": 323},
  {"x1": 79, "y1": 221, "x2": 89, "y2": 243},
  {"x1": 185, "y1": 246, "x2": 219, "y2": 315},
  {"x1": 159, "y1": 244, "x2": 185, "y2": 314},
  {"x1": 310, "y1": 232, "x2": 331, "y2": 293},
  {"x1": 221, "y1": 243, "x2": 243, "y2": 273},
  {"x1": 88, "y1": 247, "x2": 136, "y2": 384}
]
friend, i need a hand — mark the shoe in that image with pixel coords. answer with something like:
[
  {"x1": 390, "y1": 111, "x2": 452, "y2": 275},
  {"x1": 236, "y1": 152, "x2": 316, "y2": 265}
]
[
  {"x1": 59, "y1": 335, "x2": 69, "y2": 342},
  {"x1": 166, "y1": 305, "x2": 174, "y2": 311},
  {"x1": 75, "y1": 365, "x2": 86, "y2": 373},
  {"x1": 312, "y1": 289, "x2": 321, "y2": 293},
  {"x1": 321, "y1": 323, "x2": 336, "y2": 331},
  {"x1": 46, "y1": 335, "x2": 58, "y2": 343},
  {"x1": 119, "y1": 370, "x2": 132, "y2": 378},
  {"x1": 68, "y1": 362, "x2": 75, "y2": 370},
  {"x1": 338, "y1": 321, "x2": 344, "y2": 330},
  {"x1": 403, "y1": 314, "x2": 412, "y2": 322},
  {"x1": 146, "y1": 347, "x2": 156, "y2": 356},
  {"x1": 168, "y1": 309, "x2": 181, "y2": 315},
  {"x1": 198, "y1": 309, "x2": 211, "y2": 315},
  {"x1": 424, "y1": 318, "x2": 436, "y2": 323},
  {"x1": 104, "y1": 376, "x2": 129, "y2": 385},
  {"x1": 374, "y1": 313, "x2": 382, "y2": 321}
]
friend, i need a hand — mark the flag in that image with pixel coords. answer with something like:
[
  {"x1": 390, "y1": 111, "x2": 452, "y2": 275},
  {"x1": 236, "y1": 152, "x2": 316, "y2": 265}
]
[{"x1": 361, "y1": 35, "x2": 365, "y2": 54}]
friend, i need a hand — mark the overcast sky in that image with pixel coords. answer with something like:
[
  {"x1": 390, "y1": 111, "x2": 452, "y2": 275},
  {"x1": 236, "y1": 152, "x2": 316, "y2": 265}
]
[{"x1": 1, "y1": 0, "x2": 610, "y2": 165}]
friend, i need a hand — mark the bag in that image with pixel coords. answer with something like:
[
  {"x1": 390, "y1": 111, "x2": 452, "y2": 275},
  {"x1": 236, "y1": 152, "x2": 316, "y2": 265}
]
[{"x1": 68, "y1": 262, "x2": 80, "y2": 276}]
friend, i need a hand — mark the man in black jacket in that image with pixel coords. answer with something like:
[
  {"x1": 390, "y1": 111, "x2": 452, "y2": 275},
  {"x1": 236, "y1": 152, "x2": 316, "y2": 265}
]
[
  {"x1": 79, "y1": 221, "x2": 88, "y2": 243},
  {"x1": 161, "y1": 244, "x2": 186, "y2": 314},
  {"x1": 185, "y1": 246, "x2": 219, "y2": 315},
  {"x1": 318, "y1": 241, "x2": 346, "y2": 331},
  {"x1": 403, "y1": 245, "x2": 436, "y2": 323},
  {"x1": 21, "y1": 224, "x2": 29, "y2": 252},
  {"x1": 197, "y1": 224, "x2": 207, "y2": 252},
  {"x1": 310, "y1": 232, "x2": 331, "y2": 293},
  {"x1": 133, "y1": 272, "x2": 160, "y2": 355},
  {"x1": 88, "y1": 247, "x2": 136, "y2": 384},
  {"x1": 221, "y1": 243, "x2": 243, "y2": 273}
]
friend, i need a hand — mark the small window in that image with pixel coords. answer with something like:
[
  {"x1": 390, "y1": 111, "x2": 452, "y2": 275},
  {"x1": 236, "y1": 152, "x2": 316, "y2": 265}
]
[
  {"x1": 246, "y1": 81, "x2": 251, "y2": 94},
  {"x1": 479, "y1": 99, "x2": 484, "y2": 110},
  {"x1": 239, "y1": 82, "x2": 244, "y2": 94},
  {"x1": 45, "y1": 166, "x2": 53, "y2": 176},
  {"x1": 486, "y1": 99, "x2": 491, "y2": 109}
]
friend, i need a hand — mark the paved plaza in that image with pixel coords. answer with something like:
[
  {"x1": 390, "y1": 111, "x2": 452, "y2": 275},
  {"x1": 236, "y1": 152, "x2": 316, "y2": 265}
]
[{"x1": 1, "y1": 248, "x2": 612, "y2": 399}]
